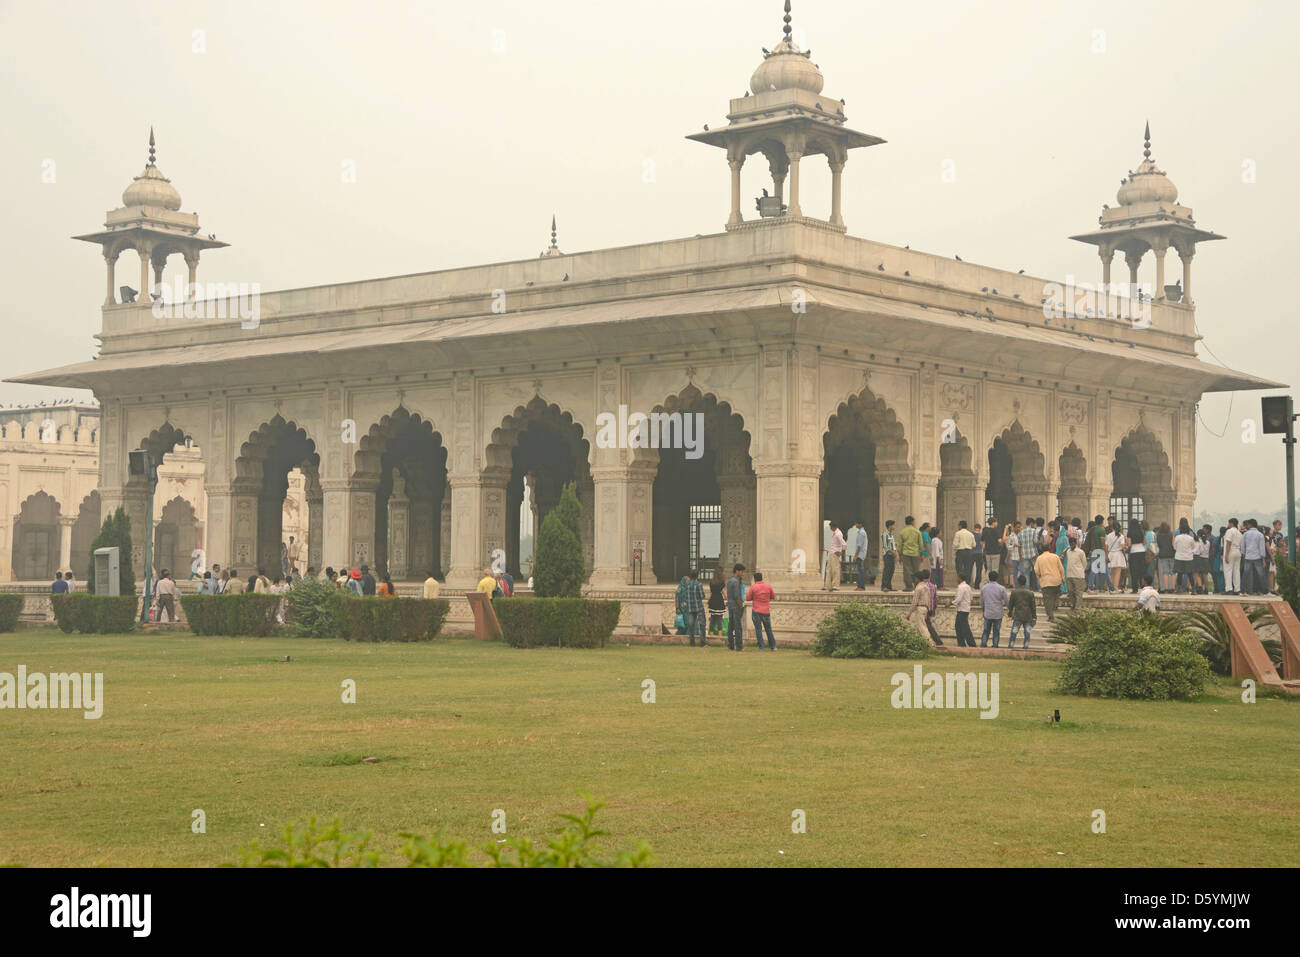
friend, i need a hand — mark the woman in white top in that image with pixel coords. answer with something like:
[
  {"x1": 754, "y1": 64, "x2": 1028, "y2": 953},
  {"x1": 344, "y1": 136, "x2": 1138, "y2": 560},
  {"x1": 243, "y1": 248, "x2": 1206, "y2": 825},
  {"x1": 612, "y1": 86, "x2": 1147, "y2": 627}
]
[
  {"x1": 929, "y1": 529, "x2": 944, "y2": 588},
  {"x1": 1106, "y1": 525, "x2": 1128, "y2": 591}
]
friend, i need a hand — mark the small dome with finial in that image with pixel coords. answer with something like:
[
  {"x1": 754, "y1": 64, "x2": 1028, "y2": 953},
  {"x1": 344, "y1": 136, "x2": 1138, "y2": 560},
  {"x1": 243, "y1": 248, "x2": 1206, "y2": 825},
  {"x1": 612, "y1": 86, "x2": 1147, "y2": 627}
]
[
  {"x1": 540, "y1": 214, "x2": 563, "y2": 257},
  {"x1": 122, "y1": 128, "x2": 183, "y2": 210},
  {"x1": 749, "y1": 1, "x2": 824, "y2": 95},
  {"x1": 1117, "y1": 122, "x2": 1178, "y2": 206}
]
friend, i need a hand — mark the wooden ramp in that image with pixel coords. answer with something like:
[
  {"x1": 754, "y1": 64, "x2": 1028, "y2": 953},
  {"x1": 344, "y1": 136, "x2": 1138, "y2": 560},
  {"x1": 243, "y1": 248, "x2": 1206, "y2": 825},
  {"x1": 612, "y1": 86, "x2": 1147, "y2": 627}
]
[
  {"x1": 1269, "y1": 602, "x2": 1300, "y2": 684},
  {"x1": 1221, "y1": 603, "x2": 1296, "y2": 694}
]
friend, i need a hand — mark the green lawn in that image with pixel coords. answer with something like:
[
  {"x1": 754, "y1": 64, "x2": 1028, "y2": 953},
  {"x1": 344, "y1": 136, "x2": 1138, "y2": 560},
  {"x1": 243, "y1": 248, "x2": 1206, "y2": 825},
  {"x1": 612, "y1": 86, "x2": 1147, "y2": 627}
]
[{"x1": 1, "y1": 630, "x2": 1295, "y2": 867}]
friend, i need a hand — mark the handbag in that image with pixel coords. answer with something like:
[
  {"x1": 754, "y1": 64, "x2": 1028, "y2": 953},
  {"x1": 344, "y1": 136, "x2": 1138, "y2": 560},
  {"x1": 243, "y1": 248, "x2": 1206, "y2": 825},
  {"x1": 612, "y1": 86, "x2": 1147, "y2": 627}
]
[
  {"x1": 674, "y1": 612, "x2": 685, "y2": 630},
  {"x1": 1148, "y1": 541, "x2": 1159, "y2": 557}
]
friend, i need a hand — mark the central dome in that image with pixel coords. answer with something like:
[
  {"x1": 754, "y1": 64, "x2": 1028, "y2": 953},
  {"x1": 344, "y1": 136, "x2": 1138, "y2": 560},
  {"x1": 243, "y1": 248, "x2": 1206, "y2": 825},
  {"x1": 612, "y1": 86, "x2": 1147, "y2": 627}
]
[
  {"x1": 750, "y1": 40, "x2": 824, "y2": 95},
  {"x1": 1117, "y1": 160, "x2": 1178, "y2": 206}
]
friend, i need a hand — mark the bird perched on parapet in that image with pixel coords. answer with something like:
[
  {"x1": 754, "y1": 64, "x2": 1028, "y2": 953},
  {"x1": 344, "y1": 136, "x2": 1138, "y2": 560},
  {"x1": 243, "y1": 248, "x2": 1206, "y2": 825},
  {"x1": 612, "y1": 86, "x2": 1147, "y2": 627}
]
[
  {"x1": 1013, "y1": 293, "x2": 1021, "y2": 299},
  {"x1": 1018, "y1": 269, "x2": 1025, "y2": 274},
  {"x1": 815, "y1": 103, "x2": 823, "y2": 112},
  {"x1": 704, "y1": 124, "x2": 709, "y2": 131},
  {"x1": 904, "y1": 270, "x2": 911, "y2": 276},
  {"x1": 991, "y1": 289, "x2": 998, "y2": 295},
  {"x1": 1102, "y1": 204, "x2": 1109, "y2": 210},
  {"x1": 525, "y1": 281, "x2": 534, "y2": 286},
  {"x1": 981, "y1": 286, "x2": 988, "y2": 292},
  {"x1": 840, "y1": 98, "x2": 846, "y2": 104},
  {"x1": 955, "y1": 254, "x2": 962, "y2": 261},
  {"x1": 562, "y1": 274, "x2": 569, "y2": 281},
  {"x1": 744, "y1": 91, "x2": 750, "y2": 97},
  {"x1": 904, "y1": 245, "x2": 910, "y2": 249},
  {"x1": 878, "y1": 263, "x2": 885, "y2": 270},
  {"x1": 762, "y1": 47, "x2": 770, "y2": 55},
  {"x1": 762, "y1": 188, "x2": 769, "y2": 197},
  {"x1": 985, "y1": 307, "x2": 994, "y2": 315}
]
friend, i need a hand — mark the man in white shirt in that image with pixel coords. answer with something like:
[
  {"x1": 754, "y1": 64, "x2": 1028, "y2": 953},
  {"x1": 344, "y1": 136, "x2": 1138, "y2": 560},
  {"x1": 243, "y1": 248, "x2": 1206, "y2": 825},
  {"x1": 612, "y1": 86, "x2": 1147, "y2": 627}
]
[
  {"x1": 824, "y1": 523, "x2": 846, "y2": 591},
  {"x1": 952, "y1": 573, "x2": 975, "y2": 646},
  {"x1": 1221, "y1": 519, "x2": 1243, "y2": 595},
  {"x1": 852, "y1": 521, "x2": 869, "y2": 591},
  {"x1": 953, "y1": 521, "x2": 976, "y2": 584},
  {"x1": 1065, "y1": 538, "x2": 1088, "y2": 611}
]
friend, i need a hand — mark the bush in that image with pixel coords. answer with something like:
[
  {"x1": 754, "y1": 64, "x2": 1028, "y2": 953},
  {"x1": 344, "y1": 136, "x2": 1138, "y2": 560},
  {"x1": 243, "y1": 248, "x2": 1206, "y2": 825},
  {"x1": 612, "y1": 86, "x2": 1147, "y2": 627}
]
[
  {"x1": 285, "y1": 577, "x2": 348, "y2": 638},
  {"x1": 0, "y1": 593, "x2": 24, "y2": 632},
  {"x1": 533, "y1": 483, "x2": 585, "y2": 598},
  {"x1": 494, "y1": 597, "x2": 620, "y2": 648},
  {"x1": 338, "y1": 597, "x2": 451, "y2": 642},
  {"x1": 181, "y1": 594, "x2": 282, "y2": 636},
  {"x1": 87, "y1": 507, "x2": 135, "y2": 596},
  {"x1": 226, "y1": 795, "x2": 652, "y2": 868},
  {"x1": 1054, "y1": 610, "x2": 1211, "y2": 700},
  {"x1": 50, "y1": 594, "x2": 138, "y2": 634},
  {"x1": 812, "y1": 602, "x2": 931, "y2": 659}
]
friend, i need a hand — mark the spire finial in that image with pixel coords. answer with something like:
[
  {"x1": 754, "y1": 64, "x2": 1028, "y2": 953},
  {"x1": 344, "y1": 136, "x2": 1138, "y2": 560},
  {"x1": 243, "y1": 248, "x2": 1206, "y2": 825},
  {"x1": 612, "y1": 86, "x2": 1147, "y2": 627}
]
[
  {"x1": 148, "y1": 126, "x2": 156, "y2": 167},
  {"x1": 550, "y1": 214, "x2": 557, "y2": 249},
  {"x1": 1143, "y1": 121, "x2": 1151, "y2": 161},
  {"x1": 783, "y1": 0, "x2": 793, "y2": 43}
]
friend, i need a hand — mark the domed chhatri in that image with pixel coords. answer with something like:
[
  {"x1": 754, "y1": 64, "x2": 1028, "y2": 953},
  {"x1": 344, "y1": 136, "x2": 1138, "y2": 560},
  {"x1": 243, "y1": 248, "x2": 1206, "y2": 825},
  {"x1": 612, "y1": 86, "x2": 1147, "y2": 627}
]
[
  {"x1": 1116, "y1": 122, "x2": 1177, "y2": 207},
  {"x1": 122, "y1": 128, "x2": 183, "y2": 211}
]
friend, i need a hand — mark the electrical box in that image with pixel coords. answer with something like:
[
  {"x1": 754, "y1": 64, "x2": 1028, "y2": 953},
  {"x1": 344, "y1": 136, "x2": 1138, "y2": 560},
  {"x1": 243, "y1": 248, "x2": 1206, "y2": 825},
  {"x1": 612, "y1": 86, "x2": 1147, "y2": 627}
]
[{"x1": 93, "y1": 547, "x2": 121, "y2": 596}]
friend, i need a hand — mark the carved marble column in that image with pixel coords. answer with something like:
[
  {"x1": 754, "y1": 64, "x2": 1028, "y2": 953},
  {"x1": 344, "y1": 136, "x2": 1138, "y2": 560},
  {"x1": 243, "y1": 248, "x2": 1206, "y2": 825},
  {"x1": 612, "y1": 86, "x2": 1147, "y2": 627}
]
[
  {"x1": 349, "y1": 476, "x2": 378, "y2": 569},
  {"x1": 440, "y1": 497, "x2": 452, "y2": 580},
  {"x1": 588, "y1": 468, "x2": 630, "y2": 589},
  {"x1": 307, "y1": 490, "x2": 323, "y2": 573},
  {"x1": 387, "y1": 470, "x2": 409, "y2": 580},
  {"x1": 58, "y1": 515, "x2": 75, "y2": 571},
  {"x1": 756, "y1": 462, "x2": 822, "y2": 590}
]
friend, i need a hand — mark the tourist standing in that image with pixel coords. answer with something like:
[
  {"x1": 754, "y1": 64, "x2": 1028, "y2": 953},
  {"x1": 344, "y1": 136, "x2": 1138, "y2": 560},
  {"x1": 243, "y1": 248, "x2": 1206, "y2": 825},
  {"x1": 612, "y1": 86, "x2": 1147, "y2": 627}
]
[
  {"x1": 852, "y1": 520, "x2": 868, "y2": 591},
  {"x1": 1034, "y1": 544, "x2": 1065, "y2": 622},
  {"x1": 1018, "y1": 519, "x2": 1041, "y2": 590},
  {"x1": 1241, "y1": 520, "x2": 1267, "y2": 595},
  {"x1": 1211, "y1": 527, "x2": 1226, "y2": 594},
  {"x1": 906, "y1": 568, "x2": 942, "y2": 646},
  {"x1": 64, "y1": 571, "x2": 75, "y2": 593},
  {"x1": 1106, "y1": 521, "x2": 1129, "y2": 592},
  {"x1": 1004, "y1": 520, "x2": 1022, "y2": 595},
  {"x1": 1127, "y1": 520, "x2": 1148, "y2": 594},
  {"x1": 952, "y1": 572, "x2": 975, "y2": 647},
  {"x1": 155, "y1": 569, "x2": 178, "y2": 623},
  {"x1": 1008, "y1": 575, "x2": 1037, "y2": 649},
  {"x1": 749, "y1": 572, "x2": 776, "y2": 651},
  {"x1": 953, "y1": 520, "x2": 976, "y2": 583},
  {"x1": 476, "y1": 567, "x2": 496, "y2": 594},
  {"x1": 981, "y1": 518, "x2": 1003, "y2": 583},
  {"x1": 707, "y1": 569, "x2": 726, "y2": 636},
  {"x1": 978, "y1": 571, "x2": 1009, "y2": 648},
  {"x1": 824, "y1": 523, "x2": 845, "y2": 591},
  {"x1": 51, "y1": 571, "x2": 68, "y2": 595},
  {"x1": 1065, "y1": 537, "x2": 1087, "y2": 611},
  {"x1": 360, "y1": 564, "x2": 377, "y2": 596},
  {"x1": 970, "y1": 524, "x2": 985, "y2": 588},
  {"x1": 898, "y1": 516, "x2": 922, "y2": 590},
  {"x1": 881, "y1": 519, "x2": 899, "y2": 591},
  {"x1": 1222, "y1": 518, "x2": 1243, "y2": 595},
  {"x1": 1156, "y1": 522, "x2": 1175, "y2": 592},
  {"x1": 1193, "y1": 527, "x2": 1212, "y2": 594},
  {"x1": 1172, "y1": 520, "x2": 1196, "y2": 594},
  {"x1": 726, "y1": 564, "x2": 746, "y2": 651},
  {"x1": 929, "y1": 527, "x2": 944, "y2": 588},
  {"x1": 682, "y1": 569, "x2": 707, "y2": 647}
]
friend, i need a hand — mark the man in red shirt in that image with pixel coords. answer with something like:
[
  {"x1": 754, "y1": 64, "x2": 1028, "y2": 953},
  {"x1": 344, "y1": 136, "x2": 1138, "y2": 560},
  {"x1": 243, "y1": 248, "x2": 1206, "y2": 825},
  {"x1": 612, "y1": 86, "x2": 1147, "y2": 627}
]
[{"x1": 749, "y1": 572, "x2": 776, "y2": 651}]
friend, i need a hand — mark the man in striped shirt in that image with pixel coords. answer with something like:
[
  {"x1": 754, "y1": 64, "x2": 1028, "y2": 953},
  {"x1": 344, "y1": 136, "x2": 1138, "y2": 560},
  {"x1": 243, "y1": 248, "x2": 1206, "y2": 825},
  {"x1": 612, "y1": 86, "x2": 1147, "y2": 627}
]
[
  {"x1": 1018, "y1": 519, "x2": 1041, "y2": 590},
  {"x1": 681, "y1": 569, "x2": 707, "y2": 647},
  {"x1": 881, "y1": 520, "x2": 898, "y2": 591}
]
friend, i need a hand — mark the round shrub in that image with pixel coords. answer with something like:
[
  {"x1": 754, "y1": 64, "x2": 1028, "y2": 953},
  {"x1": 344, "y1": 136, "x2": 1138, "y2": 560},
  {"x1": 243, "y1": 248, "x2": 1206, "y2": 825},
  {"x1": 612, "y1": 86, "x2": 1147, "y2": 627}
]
[
  {"x1": 0, "y1": 593, "x2": 25, "y2": 632},
  {"x1": 1054, "y1": 610, "x2": 1211, "y2": 700},
  {"x1": 285, "y1": 576, "x2": 347, "y2": 638},
  {"x1": 812, "y1": 602, "x2": 931, "y2": 659}
]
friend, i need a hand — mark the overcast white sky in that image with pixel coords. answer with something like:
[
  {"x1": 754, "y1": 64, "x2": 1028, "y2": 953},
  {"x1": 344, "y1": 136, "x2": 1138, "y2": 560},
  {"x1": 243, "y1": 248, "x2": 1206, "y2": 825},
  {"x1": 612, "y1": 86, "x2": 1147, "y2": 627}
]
[{"x1": 1, "y1": 0, "x2": 1296, "y2": 515}]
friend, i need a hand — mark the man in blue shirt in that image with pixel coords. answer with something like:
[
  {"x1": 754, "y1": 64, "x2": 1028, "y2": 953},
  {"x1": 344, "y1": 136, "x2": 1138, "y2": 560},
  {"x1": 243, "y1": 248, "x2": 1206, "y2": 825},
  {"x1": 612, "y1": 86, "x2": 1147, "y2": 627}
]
[
  {"x1": 51, "y1": 571, "x2": 68, "y2": 594},
  {"x1": 978, "y1": 571, "x2": 1010, "y2": 648},
  {"x1": 852, "y1": 521, "x2": 868, "y2": 591},
  {"x1": 1240, "y1": 519, "x2": 1268, "y2": 595},
  {"x1": 682, "y1": 569, "x2": 707, "y2": 647}
]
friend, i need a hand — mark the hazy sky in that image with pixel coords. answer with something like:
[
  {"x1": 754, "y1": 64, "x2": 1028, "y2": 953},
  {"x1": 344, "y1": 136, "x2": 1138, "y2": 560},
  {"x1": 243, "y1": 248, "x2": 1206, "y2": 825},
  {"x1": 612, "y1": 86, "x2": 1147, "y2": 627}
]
[{"x1": 1, "y1": 0, "x2": 1296, "y2": 515}]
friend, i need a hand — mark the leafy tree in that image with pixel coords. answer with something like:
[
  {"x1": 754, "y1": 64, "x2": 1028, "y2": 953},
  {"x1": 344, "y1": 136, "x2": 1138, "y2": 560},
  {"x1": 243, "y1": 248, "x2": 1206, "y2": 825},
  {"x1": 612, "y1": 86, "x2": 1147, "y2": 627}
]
[
  {"x1": 533, "y1": 485, "x2": 585, "y2": 598},
  {"x1": 87, "y1": 507, "x2": 135, "y2": 596}
]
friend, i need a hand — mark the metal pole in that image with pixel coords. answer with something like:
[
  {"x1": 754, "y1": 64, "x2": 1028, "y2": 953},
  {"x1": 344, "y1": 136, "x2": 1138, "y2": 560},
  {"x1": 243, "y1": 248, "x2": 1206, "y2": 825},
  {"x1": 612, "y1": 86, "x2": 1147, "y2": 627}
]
[
  {"x1": 1287, "y1": 403, "x2": 1297, "y2": 564},
  {"x1": 139, "y1": 453, "x2": 157, "y2": 624}
]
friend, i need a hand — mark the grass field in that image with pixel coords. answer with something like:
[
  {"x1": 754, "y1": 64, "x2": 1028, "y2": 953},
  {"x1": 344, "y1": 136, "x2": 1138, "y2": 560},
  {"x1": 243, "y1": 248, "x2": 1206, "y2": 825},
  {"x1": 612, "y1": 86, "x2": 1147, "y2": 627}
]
[{"x1": 1, "y1": 630, "x2": 1295, "y2": 867}]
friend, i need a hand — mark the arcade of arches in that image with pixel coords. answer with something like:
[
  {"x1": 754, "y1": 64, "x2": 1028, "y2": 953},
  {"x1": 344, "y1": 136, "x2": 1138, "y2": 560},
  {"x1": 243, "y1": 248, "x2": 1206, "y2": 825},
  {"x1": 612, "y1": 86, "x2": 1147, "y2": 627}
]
[{"x1": 78, "y1": 386, "x2": 1192, "y2": 590}]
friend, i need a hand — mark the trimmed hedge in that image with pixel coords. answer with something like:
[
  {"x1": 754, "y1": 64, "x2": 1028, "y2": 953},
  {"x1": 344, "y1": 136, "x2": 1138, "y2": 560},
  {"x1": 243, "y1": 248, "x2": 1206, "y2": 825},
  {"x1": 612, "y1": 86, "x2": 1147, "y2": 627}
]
[
  {"x1": 51, "y1": 594, "x2": 139, "y2": 634},
  {"x1": 812, "y1": 602, "x2": 931, "y2": 659},
  {"x1": 0, "y1": 593, "x2": 25, "y2": 632},
  {"x1": 494, "y1": 597, "x2": 621, "y2": 648},
  {"x1": 181, "y1": 594, "x2": 282, "y2": 637},
  {"x1": 338, "y1": 597, "x2": 450, "y2": 642},
  {"x1": 1054, "y1": 610, "x2": 1211, "y2": 700}
]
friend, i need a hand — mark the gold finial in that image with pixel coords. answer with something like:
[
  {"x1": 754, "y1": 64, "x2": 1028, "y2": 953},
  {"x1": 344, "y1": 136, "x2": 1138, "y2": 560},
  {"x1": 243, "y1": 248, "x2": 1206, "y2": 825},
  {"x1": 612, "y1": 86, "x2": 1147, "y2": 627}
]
[
  {"x1": 1143, "y1": 121, "x2": 1151, "y2": 161},
  {"x1": 783, "y1": 0, "x2": 793, "y2": 43},
  {"x1": 148, "y1": 126, "x2": 156, "y2": 167}
]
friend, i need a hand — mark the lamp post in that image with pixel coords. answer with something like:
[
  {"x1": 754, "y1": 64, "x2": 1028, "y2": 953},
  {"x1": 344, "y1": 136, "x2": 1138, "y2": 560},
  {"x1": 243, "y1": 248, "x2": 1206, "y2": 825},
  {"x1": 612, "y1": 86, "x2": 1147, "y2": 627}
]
[{"x1": 1261, "y1": 396, "x2": 1297, "y2": 563}]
